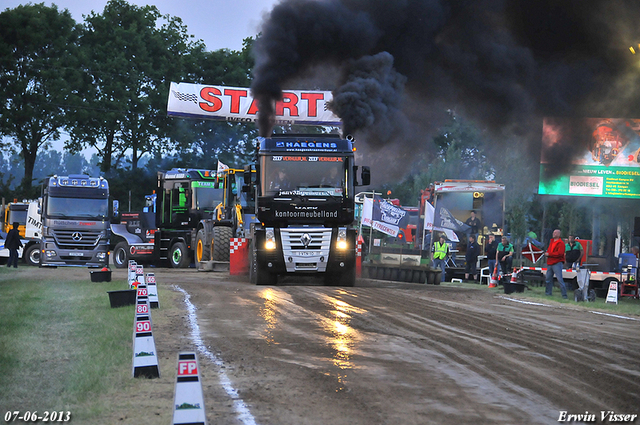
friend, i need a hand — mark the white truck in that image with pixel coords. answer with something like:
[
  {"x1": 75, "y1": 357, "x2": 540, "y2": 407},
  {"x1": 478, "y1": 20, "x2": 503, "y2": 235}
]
[{"x1": 0, "y1": 200, "x2": 42, "y2": 266}]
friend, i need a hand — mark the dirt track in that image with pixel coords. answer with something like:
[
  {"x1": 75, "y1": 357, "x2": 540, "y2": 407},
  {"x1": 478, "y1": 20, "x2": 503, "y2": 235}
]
[{"x1": 122, "y1": 267, "x2": 640, "y2": 425}]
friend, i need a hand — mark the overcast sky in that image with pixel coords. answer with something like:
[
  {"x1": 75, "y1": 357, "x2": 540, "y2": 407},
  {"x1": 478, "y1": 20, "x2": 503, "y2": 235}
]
[{"x1": 2, "y1": 0, "x2": 280, "y2": 51}]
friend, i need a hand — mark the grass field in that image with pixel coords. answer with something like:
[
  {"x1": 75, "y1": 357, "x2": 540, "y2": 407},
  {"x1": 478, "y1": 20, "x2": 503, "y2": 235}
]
[{"x1": 0, "y1": 267, "x2": 182, "y2": 424}]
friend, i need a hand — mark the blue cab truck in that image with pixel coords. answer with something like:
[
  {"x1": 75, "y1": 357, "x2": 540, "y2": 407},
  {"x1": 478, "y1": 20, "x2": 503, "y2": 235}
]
[{"x1": 244, "y1": 134, "x2": 370, "y2": 286}]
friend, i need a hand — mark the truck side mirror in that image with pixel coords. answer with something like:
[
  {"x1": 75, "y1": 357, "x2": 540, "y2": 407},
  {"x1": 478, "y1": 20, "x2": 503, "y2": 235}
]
[
  {"x1": 361, "y1": 166, "x2": 371, "y2": 186},
  {"x1": 112, "y1": 200, "x2": 120, "y2": 220},
  {"x1": 243, "y1": 164, "x2": 257, "y2": 193}
]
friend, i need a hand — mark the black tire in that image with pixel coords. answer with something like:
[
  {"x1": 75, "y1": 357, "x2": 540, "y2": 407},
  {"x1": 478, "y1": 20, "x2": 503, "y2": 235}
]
[
  {"x1": 24, "y1": 244, "x2": 40, "y2": 267},
  {"x1": 587, "y1": 289, "x2": 597, "y2": 302},
  {"x1": 212, "y1": 226, "x2": 233, "y2": 261},
  {"x1": 252, "y1": 238, "x2": 276, "y2": 285},
  {"x1": 195, "y1": 229, "x2": 210, "y2": 263},
  {"x1": 339, "y1": 263, "x2": 357, "y2": 287},
  {"x1": 255, "y1": 262, "x2": 277, "y2": 285},
  {"x1": 113, "y1": 242, "x2": 128, "y2": 269},
  {"x1": 574, "y1": 289, "x2": 584, "y2": 302},
  {"x1": 169, "y1": 241, "x2": 190, "y2": 268},
  {"x1": 249, "y1": 239, "x2": 257, "y2": 284}
]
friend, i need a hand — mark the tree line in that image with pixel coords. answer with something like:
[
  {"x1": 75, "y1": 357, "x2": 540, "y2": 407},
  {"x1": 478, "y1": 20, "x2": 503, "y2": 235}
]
[{"x1": 0, "y1": 0, "x2": 256, "y2": 200}]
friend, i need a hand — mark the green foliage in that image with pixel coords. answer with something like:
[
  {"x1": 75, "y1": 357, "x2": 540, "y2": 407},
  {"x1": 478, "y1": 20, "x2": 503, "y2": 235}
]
[
  {"x1": 0, "y1": 4, "x2": 81, "y2": 191},
  {"x1": 67, "y1": 0, "x2": 209, "y2": 172}
]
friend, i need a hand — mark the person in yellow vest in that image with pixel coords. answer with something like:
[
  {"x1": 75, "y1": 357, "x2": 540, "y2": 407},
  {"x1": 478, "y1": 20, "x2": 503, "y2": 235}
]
[{"x1": 433, "y1": 234, "x2": 449, "y2": 283}]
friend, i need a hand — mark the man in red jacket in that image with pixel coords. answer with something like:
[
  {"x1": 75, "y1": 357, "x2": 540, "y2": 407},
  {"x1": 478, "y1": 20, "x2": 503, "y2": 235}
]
[{"x1": 545, "y1": 229, "x2": 567, "y2": 298}]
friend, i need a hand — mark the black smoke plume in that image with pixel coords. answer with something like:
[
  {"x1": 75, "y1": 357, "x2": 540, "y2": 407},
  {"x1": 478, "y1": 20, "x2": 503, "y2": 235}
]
[
  {"x1": 329, "y1": 52, "x2": 407, "y2": 142},
  {"x1": 251, "y1": 0, "x2": 640, "y2": 175}
]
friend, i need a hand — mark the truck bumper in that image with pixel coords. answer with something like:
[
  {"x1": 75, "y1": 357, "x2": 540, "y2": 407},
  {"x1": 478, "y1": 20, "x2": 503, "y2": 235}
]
[
  {"x1": 255, "y1": 227, "x2": 356, "y2": 274},
  {"x1": 41, "y1": 245, "x2": 109, "y2": 267}
]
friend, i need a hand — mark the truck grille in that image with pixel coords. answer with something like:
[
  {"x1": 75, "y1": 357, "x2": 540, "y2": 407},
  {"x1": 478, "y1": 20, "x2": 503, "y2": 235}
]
[
  {"x1": 280, "y1": 228, "x2": 332, "y2": 272},
  {"x1": 52, "y1": 230, "x2": 101, "y2": 249}
]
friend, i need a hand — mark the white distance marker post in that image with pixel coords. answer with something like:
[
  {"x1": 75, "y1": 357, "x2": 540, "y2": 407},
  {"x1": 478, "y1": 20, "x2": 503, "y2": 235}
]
[
  {"x1": 132, "y1": 283, "x2": 159, "y2": 378},
  {"x1": 173, "y1": 352, "x2": 207, "y2": 425},
  {"x1": 135, "y1": 265, "x2": 146, "y2": 287},
  {"x1": 146, "y1": 272, "x2": 159, "y2": 308},
  {"x1": 128, "y1": 260, "x2": 137, "y2": 287},
  {"x1": 606, "y1": 281, "x2": 619, "y2": 304}
]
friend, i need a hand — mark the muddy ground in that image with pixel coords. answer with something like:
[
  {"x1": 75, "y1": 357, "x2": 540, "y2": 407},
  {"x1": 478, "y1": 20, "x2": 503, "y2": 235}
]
[{"x1": 111, "y1": 266, "x2": 640, "y2": 425}]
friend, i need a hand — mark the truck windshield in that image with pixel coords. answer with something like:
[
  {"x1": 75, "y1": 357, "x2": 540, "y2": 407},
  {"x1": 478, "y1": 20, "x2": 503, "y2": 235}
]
[
  {"x1": 46, "y1": 197, "x2": 109, "y2": 219},
  {"x1": 261, "y1": 155, "x2": 346, "y2": 196},
  {"x1": 8, "y1": 208, "x2": 28, "y2": 225},
  {"x1": 193, "y1": 186, "x2": 224, "y2": 211}
]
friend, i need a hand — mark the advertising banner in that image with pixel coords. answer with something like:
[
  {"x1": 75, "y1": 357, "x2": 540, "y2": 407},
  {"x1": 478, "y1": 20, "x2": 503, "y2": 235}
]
[
  {"x1": 539, "y1": 117, "x2": 640, "y2": 198},
  {"x1": 433, "y1": 204, "x2": 471, "y2": 233},
  {"x1": 361, "y1": 196, "x2": 409, "y2": 237},
  {"x1": 423, "y1": 202, "x2": 460, "y2": 242},
  {"x1": 167, "y1": 82, "x2": 341, "y2": 125}
]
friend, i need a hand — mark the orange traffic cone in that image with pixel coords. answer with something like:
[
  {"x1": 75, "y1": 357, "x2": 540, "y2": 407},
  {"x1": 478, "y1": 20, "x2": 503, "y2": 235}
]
[
  {"x1": 510, "y1": 270, "x2": 519, "y2": 284},
  {"x1": 489, "y1": 265, "x2": 498, "y2": 288}
]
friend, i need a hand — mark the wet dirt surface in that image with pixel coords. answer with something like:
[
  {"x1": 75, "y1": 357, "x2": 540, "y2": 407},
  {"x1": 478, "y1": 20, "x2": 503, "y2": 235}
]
[{"x1": 117, "y1": 267, "x2": 640, "y2": 425}]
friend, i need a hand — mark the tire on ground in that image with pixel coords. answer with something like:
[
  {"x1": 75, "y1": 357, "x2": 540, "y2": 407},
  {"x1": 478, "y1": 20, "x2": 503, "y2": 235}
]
[
  {"x1": 195, "y1": 229, "x2": 210, "y2": 264},
  {"x1": 251, "y1": 239, "x2": 276, "y2": 285},
  {"x1": 212, "y1": 226, "x2": 233, "y2": 261},
  {"x1": 169, "y1": 241, "x2": 190, "y2": 268},
  {"x1": 24, "y1": 244, "x2": 40, "y2": 267},
  {"x1": 113, "y1": 241, "x2": 128, "y2": 269}
]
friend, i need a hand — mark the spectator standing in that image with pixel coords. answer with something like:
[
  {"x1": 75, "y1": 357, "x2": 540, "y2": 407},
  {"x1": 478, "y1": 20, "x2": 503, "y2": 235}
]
[
  {"x1": 465, "y1": 210, "x2": 481, "y2": 238},
  {"x1": 432, "y1": 234, "x2": 449, "y2": 283},
  {"x1": 545, "y1": 229, "x2": 567, "y2": 298},
  {"x1": 631, "y1": 246, "x2": 640, "y2": 282},
  {"x1": 496, "y1": 236, "x2": 514, "y2": 274},
  {"x1": 565, "y1": 235, "x2": 583, "y2": 270},
  {"x1": 485, "y1": 234, "x2": 498, "y2": 276},
  {"x1": 465, "y1": 235, "x2": 480, "y2": 282},
  {"x1": 5, "y1": 222, "x2": 22, "y2": 268}
]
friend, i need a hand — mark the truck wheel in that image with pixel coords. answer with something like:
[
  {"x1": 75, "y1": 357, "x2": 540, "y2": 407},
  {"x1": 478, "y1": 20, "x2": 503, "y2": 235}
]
[
  {"x1": 340, "y1": 263, "x2": 356, "y2": 287},
  {"x1": 255, "y1": 261, "x2": 277, "y2": 286},
  {"x1": 24, "y1": 244, "x2": 40, "y2": 267},
  {"x1": 251, "y1": 240, "x2": 276, "y2": 285},
  {"x1": 113, "y1": 242, "x2": 128, "y2": 269},
  {"x1": 212, "y1": 226, "x2": 233, "y2": 261},
  {"x1": 195, "y1": 229, "x2": 210, "y2": 263},
  {"x1": 249, "y1": 239, "x2": 257, "y2": 284},
  {"x1": 169, "y1": 241, "x2": 190, "y2": 268}
]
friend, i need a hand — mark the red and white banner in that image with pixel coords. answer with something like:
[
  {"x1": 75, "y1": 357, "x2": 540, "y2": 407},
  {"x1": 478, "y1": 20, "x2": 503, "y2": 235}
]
[{"x1": 167, "y1": 82, "x2": 341, "y2": 125}]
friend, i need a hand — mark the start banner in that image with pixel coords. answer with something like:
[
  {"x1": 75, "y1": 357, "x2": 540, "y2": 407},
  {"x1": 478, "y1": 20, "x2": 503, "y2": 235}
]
[{"x1": 167, "y1": 82, "x2": 341, "y2": 125}]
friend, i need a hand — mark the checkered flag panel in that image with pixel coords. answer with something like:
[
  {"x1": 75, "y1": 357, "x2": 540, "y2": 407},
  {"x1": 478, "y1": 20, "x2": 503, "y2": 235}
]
[
  {"x1": 230, "y1": 238, "x2": 247, "y2": 254},
  {"x1": 171, "y1": 90, "x2": 198, "y2": 104}
]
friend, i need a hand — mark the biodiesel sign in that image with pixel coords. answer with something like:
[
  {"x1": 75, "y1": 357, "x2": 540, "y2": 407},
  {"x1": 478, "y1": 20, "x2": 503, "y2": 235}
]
[{"x1": 539, "y1": 117, "x2": 640, "y2": 199}]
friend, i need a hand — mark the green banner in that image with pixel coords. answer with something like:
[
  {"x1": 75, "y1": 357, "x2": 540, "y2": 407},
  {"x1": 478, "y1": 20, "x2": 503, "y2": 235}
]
[
  {"x1": 539, "y1": 164, "x2": 640, "y2": 198},
  {"x1": 539, "y1": 117, "x2": 640, "y2": 199},
  {"x1": 191, "y1": 181, "x2": 218, "y2": 188}
]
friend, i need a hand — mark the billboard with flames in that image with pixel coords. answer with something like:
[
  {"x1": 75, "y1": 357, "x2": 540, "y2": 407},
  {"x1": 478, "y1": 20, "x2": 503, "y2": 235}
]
[{"x1": 539, "y1": 117, "x2": 640, "y2": 199}]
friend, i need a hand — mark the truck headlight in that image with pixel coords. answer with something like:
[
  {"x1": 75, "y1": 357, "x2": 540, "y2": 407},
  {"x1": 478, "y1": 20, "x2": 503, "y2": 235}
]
[
  {"x1": 97, "y1": 252, "x2": 107, "y2": 260},
  {"x1": 45, "y1": 250, "x2": 56, "y2": 258},
  {"x1": 265, "y1": 228, "x2": 276, "y2": 250},
  {"x1": 336, "y1": 228, "x2": 348, "y2": 250}
]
